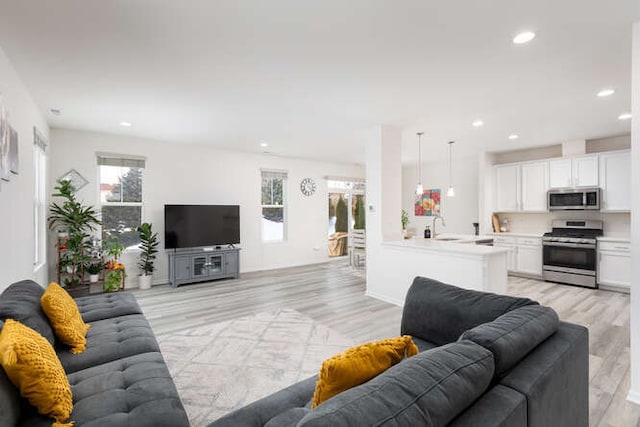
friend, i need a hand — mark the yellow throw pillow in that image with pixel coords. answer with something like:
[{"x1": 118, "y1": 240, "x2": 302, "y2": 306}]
[
  {"x1": 311, "y1": 335, "x2": 419, "y2": 408},
  {"x1": 40, "y1": 282, "x2": 90, "y2": 354},
  {"x1": 0, "y1": 319, "x2": 73, "y2": 427}
]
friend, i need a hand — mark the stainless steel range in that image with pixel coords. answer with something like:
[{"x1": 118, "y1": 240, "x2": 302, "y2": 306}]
[{"x1": 542, "y1": 220, "x2": 603, "y2": 288}]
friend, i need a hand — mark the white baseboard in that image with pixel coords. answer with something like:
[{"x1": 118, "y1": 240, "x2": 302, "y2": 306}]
[
  {"x1": 627, "y1": 389, "x2": 640, "y2": 406},
  {"x1": 365, "y1": 290, "x2": 404, "y2": 307}
]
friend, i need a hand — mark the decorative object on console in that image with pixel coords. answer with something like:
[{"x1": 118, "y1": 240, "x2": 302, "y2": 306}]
[
  {"x1": 415, "y1": 132, "x2": 424, "y2": 196},
  {"x1": 414, "y1": 188, "x2": 441, "y2": 216},
  {"x1": 137, "y1": 222, "x2": 159, "y2": 290},
  {"x1": 300, "y1": 177, "x2": 316, "y2": 196}
]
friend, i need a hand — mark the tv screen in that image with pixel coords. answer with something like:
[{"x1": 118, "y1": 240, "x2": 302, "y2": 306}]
[{"x1": 164, "y1": 205, "x2": 240, "y2": 249}]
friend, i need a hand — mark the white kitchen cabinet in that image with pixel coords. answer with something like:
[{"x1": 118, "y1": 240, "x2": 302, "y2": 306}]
[
  {"x1": 598, "y1": 240, "x2": 630, "y2": 291},
  {"x1": 520, "y1": 162, "x2": 549, "y2": 211},
  {"x1": 599, "y1": 151, "x2": 631, "y2": 212},
  {"x1": 515, "y1": 237, "x2": 543, "y2": 276},
  {"x1": 494, "y1": 164, "x2": 520, "y2": 212},
  {"x1": 493, "y1": 235, "x2": 542, "y2": 276},
  {"x1": 493, "y1": 236, "x2": 517, "y2": 271},
  {"x1": 549, "y1": 155, "x2": 598, "y2": 188},
  {"x1": 494, "y1": 161, "x2": 547, "y2": 212}
]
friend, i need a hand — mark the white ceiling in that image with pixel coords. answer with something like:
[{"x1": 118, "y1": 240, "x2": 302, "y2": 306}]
[{"x1": 0, "y1": 0, "x2": 638, "y2": 164}]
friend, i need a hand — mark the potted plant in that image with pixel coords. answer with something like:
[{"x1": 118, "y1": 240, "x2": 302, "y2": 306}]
[
  {"x1": 49, "y1": 180, "x2": 100, "y2": 287},
  {"x1": 401, "y1": 209, "x2": 410, "y2": 238},
  {"x1": 103, "y1": 238, "x2": 126, "y2": 292},
  {"x1": 137, "y1": 223, "x2": 159, "y2": 290},
  {"x1": 85, "y1": 261, "x2": 104, "y2": 283}
]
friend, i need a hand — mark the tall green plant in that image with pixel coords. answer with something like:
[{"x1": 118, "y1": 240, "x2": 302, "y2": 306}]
[
  {"x1": 335, "y1": 195, "x2": 348, "y2": 233},
  {"x1": 137, "y1": 223, "x2": 159, "y2": 275},
  {"x1": 48, "y1": 180, "x2": 101, "y2": 286}
]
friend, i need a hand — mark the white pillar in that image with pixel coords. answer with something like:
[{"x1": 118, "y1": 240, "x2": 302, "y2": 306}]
[
  {"x1": 365, "y1": 124, "x2": 402, "y2": 293},
  {"x1": 628, "y1": 20, "x2": 640, "y2": 405}
]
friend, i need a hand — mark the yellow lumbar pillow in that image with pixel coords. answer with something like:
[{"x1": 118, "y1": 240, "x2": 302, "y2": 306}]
[
  {"x1": 40, "y1": 282, "x2": 90, "y2": 354},
  {"x1": 0, "y1": 319, "x2": 73, "y2": 427},
  {"x1": 311, "y1": 335, "x2": 419, "y2": 408}
]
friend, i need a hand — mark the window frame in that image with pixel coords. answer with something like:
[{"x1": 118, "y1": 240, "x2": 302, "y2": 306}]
[
  {"x1": 261, "y1": 170, "x2": 288, "y2": 243},
  {"x1": 33, "y1": 128, "x2": 47, "y2": 270},
  {"x1": 97, "y1": 154, "x2": 146, "y2": 249}
]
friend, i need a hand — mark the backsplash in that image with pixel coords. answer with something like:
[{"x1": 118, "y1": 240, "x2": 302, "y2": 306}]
[{"x1": 496, "y1": 211, "x2": 630, "y2": 237}]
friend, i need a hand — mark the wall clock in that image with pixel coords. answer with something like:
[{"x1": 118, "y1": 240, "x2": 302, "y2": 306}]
[{"x1": 300, "y1": 177, "x2": 316, "y2": 196}]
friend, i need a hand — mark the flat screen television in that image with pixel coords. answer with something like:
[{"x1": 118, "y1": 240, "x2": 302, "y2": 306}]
[{"x1": 164, "y1": 205, "x2": 240, "y2": 249}]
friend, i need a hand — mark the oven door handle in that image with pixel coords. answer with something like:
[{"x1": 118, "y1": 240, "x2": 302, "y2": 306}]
[{"x1": 542, "y1": 241, "x2": 596, "y2": 249}]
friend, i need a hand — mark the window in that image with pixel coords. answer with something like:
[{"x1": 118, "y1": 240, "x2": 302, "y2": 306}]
[
  {"x1": 33, "y1": 128, "x2": 47, "y2": 268},
  {"x1": 98, "y1": 155, "x2": 145, "y2": 249},
  {"x1": 261, "y1": 170, "x2": 287, "y2": 242}
]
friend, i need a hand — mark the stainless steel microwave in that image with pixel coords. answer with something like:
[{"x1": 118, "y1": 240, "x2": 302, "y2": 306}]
[{"x1": 547, "y1": 187, "x2": 600, "y2": 211}]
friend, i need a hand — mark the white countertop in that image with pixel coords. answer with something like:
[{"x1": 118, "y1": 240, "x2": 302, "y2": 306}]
[
  {"x1": 597, "y1": 236, "x2": 631, "y2": 243},
  {"x1": 491, "y1": 232, "x2": 544, "y2": 238},
  {"x1": 383, "y1": 234, "x2": 508, "y2": 257}
]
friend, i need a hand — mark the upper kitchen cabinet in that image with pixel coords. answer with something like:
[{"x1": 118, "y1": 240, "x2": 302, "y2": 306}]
[
  {"x1": 599, "y1": 150, "x2": 631, "y2": 212},
  {"x1": 494, "y1": 164, "x2": 519, "y2": 212},
  {"x1": 494, "y1": 161, "x2": 548, "y2": 212},
  {"x1": 548, "y1": 155, "x2": 598, "y2": 188}
]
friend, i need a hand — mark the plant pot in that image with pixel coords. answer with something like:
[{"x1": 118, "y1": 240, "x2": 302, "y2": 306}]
[
  {"x1": 139, "y1": 274, "x2": 153, "y2": 290},
  {"x1": 57, "y1": 231, "x2": 69, "y2": 238},
  {"x1": 89, "y1": 274, "x2": 99, "y2": 283},
  {"x1": 66, "y1": 266, "x2": 74, "y2": 274}
]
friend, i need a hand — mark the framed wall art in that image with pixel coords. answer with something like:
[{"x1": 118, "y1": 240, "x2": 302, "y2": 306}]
[{"x1": 414, "y1": 188, "x2": 441, "y2": 216}]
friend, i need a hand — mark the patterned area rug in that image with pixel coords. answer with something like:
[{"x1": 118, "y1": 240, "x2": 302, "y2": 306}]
[{"x1": 157, "y1": 309, "x2": 355, "y2": 426}]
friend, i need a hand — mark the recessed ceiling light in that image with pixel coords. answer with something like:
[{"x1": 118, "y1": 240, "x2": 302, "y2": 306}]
[
  {"x1": 472, "y1": 120, "x2": 484, "y2": 127},
  {"x1": 260, "y1": 142, "x2": 268, "y2": 148},
  {"x1": 597, "y1": 88, "x2": 615, "y2": 97},
  {"x1": 508, "y1": 134, "x2": 519, "y2": 140},
  {"x1": 513, "y1": 31, "x2": 536, "y2": 45},
  {"x1": 49, "y1": 108, "x2": 61, "y2": 116},
  {"x1": 618, "y1": 113, "x2": 632, "y2": 120},
  {"x1": 119, "y1": 121, "x2": 132, "y2": 127}
]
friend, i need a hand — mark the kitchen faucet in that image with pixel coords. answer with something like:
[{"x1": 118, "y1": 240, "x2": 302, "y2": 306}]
[{"x1": 432, "y1": 214, "x2": 446, "y2": 238}]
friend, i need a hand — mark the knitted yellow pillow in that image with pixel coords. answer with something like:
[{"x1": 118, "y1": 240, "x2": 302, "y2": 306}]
[
  {"x1": 311, "y1": 335, "x2": 419, "y2": 408},
  {"x1": 0, "y1": 319, "x2": 73, "y2": 427},
  {"x1": 40, "y1": 282, "x2": 90, "y2": 354}
]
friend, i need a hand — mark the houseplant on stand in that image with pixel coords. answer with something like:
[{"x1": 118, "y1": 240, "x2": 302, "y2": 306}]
[
  {"x1": 48, "y1": 180, "x2": 100, "y2": 289},
  {"x1": 103, "y1": 238, "x2": 125, "y2": 292},
  {"x1": 137, "y1": 223, "x2": 159, "y2": 290},
  {"x1": 85, "y1": 261, "x2": 104, "y2": 283}
]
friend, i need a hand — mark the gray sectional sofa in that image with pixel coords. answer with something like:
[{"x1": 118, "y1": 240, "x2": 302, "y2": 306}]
[
  {"x1": 0, "y1": 280, "x2": 189, "y2": 427},
  {"x1": 210, "y1": 277, "x2": 588, "y2": 427}
]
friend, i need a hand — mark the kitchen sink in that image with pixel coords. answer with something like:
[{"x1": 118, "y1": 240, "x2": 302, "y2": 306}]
[{"x1": 435, "y1": 237, "x2": 461, "y2": 241}]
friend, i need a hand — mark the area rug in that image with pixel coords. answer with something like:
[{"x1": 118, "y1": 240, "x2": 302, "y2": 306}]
[{"x1": 157, "y1": 309, "x2": 356, "y2": 426}]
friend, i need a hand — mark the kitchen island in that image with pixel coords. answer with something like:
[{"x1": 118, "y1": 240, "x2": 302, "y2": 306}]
[{"x1": 366, "y1": 235, "x2": 509, "y2": 306}]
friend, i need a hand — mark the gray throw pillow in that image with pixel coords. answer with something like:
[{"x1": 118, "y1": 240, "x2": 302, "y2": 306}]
[{"x1": 459, "y1": 305, "x2": 559, "y2": 378}]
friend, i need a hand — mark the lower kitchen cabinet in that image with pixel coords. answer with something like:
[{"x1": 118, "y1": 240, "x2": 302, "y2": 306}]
[
  {"x1": 598, "y1": 240, "x2": 630, "y2": 292},
  {"x1": 493, "y1": 235, "x2": 542, "y2": 278}
]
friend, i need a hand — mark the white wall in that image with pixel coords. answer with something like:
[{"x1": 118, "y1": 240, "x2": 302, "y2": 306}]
[
  {"x1": 0, "y1": 47, "x2": 49, "y2": 291},
  {"x1": 402, "y1": 154, "x2": 480, "y2": 236},
  {"x1": 49, "y1": 128, "x2": 363, "y2": 288},
  {"x1": 628, "y1": 20, "x2": 640, "y2": 405}
]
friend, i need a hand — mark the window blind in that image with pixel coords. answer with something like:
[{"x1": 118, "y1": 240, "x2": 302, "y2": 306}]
[
  {"x1": 97, "y1": 155, "x2": 145, "y2": 169},
  {"x1": 261, "y1": 169, "x2": 287, "y2": 180}
]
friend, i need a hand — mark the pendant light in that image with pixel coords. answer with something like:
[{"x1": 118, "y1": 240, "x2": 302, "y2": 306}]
[
  {"x1": 415, "y1": 132, "x2": 424, "y2": 196},
  {"x1": 447, "y1": 140, "x2": 455, "y2": 197}
]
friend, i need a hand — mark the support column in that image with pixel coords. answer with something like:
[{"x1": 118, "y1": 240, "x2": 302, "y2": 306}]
[{"x1": 629, "y1": 20, "x2": 640, "y2": 405}]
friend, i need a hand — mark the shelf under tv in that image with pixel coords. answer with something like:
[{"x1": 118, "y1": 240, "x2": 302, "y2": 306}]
[{"x1": 167, "y1": 246, "x2": 240, "y2": 288}]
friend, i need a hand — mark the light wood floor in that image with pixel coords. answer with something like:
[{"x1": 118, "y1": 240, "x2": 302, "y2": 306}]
[{"x1": 132, "y1": 262, "x2": 640, "y2": 427}]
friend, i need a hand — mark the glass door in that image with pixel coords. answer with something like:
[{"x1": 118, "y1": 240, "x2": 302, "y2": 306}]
[{"x1": 327, "y1": 180, "x2": 366, "y2": 258}]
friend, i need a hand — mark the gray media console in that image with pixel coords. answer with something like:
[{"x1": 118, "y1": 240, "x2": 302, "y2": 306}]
[{"x1": 168, "y1": 246, "x2": 240, "y2": 287}]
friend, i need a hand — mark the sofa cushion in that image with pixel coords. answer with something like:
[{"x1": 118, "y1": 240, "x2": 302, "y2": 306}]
[
  {"x1": 0, "y1": 280, "x2": 56, "y2": 346},
  {"x1": 401, "y1": 277, "x2": 538, "y2": 346},
  {"x1": 57, "y1": 314, "x2": 160, "y2": 374},
  {"x1": 412, "y1": 336, "x2": 439, "y2": 353},
  {"x1": 449, "y1": 384, "x2": 527, "y2": 427},
  {"x1": 41, "y1": 282, "x2": 91, "y2": 354},
  {"x1": 312, "y1": 335, "x2": 418, "y2": 407},
  {"x1": 0, "y1": 319, "x2": 73, "y2": 426},
  {"x1": 0, "y1": 320, "x2": 21, "y2": 427},
  {"x1": 298, "y1": 340, "x2": 494, "y2": 427},
  {"x1": 75, "y1": 292, "x2": 143, "y2": 323},
  {"x1": 18, "y1": 352, "x2": 190, "y2": 427},
  {"x1": 264, "y1": 407, "x2": 310, "y2": 427},
  {"x1": 459, "y1": 305, "x2": 559, "y2": 378}
]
